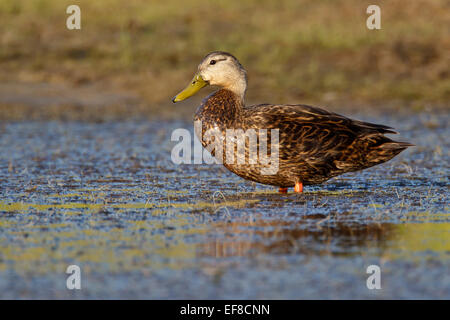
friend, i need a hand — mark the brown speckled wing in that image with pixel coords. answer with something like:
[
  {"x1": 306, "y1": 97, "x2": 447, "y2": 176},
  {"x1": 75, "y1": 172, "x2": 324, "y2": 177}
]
[{"x1": 194, "y1": 90, "x2": 412, "y2": 187}]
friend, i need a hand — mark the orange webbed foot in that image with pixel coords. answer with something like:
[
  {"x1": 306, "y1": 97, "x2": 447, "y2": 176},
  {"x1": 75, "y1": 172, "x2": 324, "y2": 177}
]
[
  {"x1": 294, "y1": 182, "x2": 303, "y2": 193},
  {"x1": 279, "y1": 187, "x2": 288, "y2": 193}
]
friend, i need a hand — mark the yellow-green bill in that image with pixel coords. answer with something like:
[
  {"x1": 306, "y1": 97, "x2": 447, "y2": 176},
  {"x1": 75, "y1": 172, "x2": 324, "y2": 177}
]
[{"x1": 172, "y1": 74, "x2": 208, "y2": 103}]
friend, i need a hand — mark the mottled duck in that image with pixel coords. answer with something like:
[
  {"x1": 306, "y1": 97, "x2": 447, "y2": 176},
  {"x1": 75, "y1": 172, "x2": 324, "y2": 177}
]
[{"x1": 173, "y1": 51, "x2": 412, "y2": 193}]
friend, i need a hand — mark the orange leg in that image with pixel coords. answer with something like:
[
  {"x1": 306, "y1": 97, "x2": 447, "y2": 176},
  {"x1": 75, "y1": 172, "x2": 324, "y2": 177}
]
[
  {"x1": 278, "y1": 187, "x2": 288, "y2": 193},
  {"x1": 294, "y1": 182, "x2": 303, "y2": 193}
]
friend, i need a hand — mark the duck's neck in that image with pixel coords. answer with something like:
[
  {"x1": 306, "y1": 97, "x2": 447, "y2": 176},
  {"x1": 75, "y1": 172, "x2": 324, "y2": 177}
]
[
  {"x1": 197, "y1": 89, "x2": 244, "y2": 126},
  {"x1": 224, "y1": 76, "x2": 247, "y2": 102}
]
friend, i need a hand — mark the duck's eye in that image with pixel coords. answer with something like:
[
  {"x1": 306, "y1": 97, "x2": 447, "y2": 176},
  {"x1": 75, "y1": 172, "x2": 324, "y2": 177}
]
[{"x1": 209, "y1": 60, "x2": 216, "y2": 65}]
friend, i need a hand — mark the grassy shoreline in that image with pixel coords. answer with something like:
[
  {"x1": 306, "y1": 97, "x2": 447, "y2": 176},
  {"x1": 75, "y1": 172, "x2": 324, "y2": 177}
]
[{"x1": 0, "y1": 0, "x2": 449, "y2": 120}]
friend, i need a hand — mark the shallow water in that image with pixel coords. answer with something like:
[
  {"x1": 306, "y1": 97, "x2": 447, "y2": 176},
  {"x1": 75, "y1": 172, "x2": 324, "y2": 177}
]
[{"x1": 0, "y1": 112, "x2": 448, "y2": 299}]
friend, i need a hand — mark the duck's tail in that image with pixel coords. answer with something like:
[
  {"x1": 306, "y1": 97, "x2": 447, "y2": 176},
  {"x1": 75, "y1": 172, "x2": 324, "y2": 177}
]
[
  {"x1": 363, "y1": 135, "x2": 414, "y2": 168},
  {"x1": 335, "y1": 132, "x2": 414, "y2": 172}
]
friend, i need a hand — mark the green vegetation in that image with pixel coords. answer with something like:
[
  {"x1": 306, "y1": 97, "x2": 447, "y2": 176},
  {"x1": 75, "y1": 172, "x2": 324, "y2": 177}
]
[{"x1": 0, "y1": 0, "x2": 448, "y2": 120}]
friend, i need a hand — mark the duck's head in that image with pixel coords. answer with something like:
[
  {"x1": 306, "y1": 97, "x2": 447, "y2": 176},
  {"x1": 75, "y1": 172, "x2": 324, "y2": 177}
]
[{"x1": 173, "y1": 51, "x2": 247, "y2": 103}]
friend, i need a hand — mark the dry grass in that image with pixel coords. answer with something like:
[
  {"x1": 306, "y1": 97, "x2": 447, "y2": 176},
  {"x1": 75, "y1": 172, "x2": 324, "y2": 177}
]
[{"x1": 0, "y1": 0, "x2": 449, "y2": 120}]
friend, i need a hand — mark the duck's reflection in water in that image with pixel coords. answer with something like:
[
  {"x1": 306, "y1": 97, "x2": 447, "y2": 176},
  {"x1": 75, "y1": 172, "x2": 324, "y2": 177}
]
[{"x1": 196, "y1": 216, "x2": 394, "y2": 258}]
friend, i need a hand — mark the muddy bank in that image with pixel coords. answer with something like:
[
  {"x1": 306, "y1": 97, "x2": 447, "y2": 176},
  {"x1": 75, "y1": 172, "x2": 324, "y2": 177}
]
[{"x1": 1, "y1": 81, "x2": 448, "y2": 122}]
